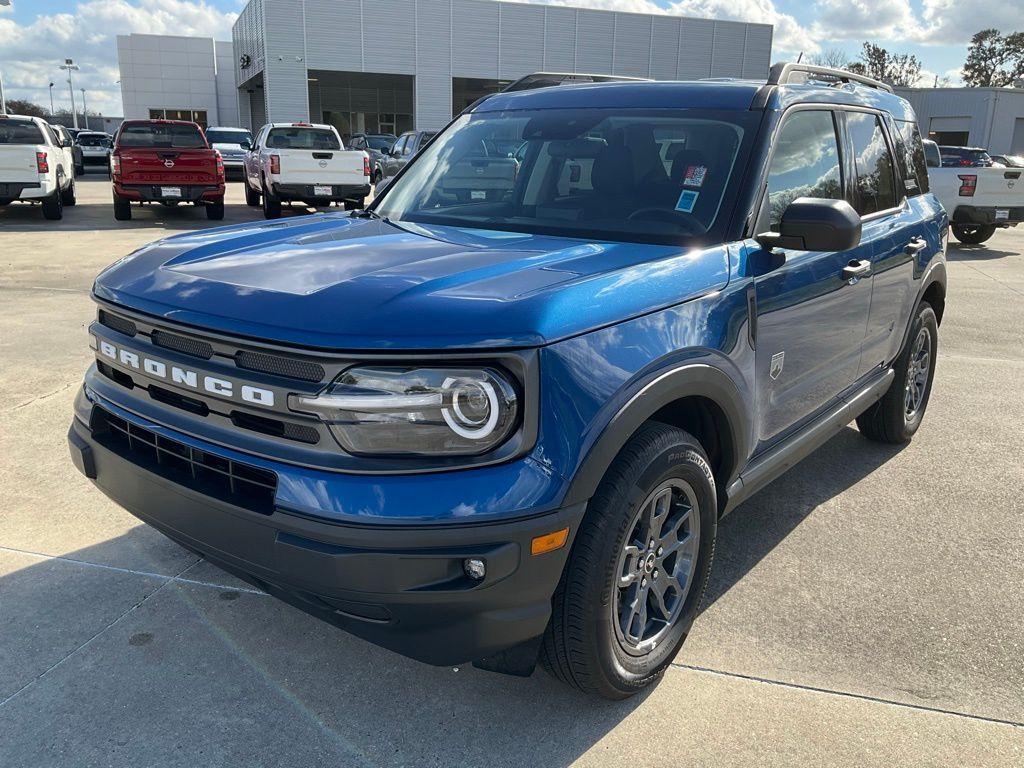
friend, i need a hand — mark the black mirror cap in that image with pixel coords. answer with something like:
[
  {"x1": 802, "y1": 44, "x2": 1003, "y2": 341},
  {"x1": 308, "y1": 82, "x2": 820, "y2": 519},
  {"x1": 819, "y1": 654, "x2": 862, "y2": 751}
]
[{"x1": 756, "y1": 197, "x2": 862, "y2": 252}]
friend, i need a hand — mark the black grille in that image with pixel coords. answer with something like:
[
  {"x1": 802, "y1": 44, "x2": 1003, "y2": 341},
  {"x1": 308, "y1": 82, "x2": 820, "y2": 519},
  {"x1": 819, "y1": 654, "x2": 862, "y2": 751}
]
[
  {"x1": 98, "y1": 310, "x2": 137, "y2": 337},
  {"x1": 92, "y1": 408, "x2": 277, "y2": 514},
  {"x1": 151, "y1": 329, "x2": 214, "y2": 360},
  {"x1": 235, "y1": 350, "x2": 325, "y2": 382},
  {"x1": 230, "y1": 411, "x2": 320, "y2": 444}
]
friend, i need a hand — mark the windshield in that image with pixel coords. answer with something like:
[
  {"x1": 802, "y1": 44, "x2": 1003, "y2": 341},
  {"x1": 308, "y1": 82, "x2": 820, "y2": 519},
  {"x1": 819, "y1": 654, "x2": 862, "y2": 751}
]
[
  {"x1": 373, "y1": 109, "x2": 754, "y2": 245},
  {"x1": 77, "y1": 134, "x2": 111, "y2": 147},
  {"x1": 118, "y1": 123, "x2": 206, "y2": 149},
  {"x1": 206, "y1": 129, "x2": 251, "y2": 147},
  {"x1": 267, "y1": 127, "x2": 340, "y2": 150},
  {"x1": 0, "y1": 118, "x2": 45, "y2": 145}
]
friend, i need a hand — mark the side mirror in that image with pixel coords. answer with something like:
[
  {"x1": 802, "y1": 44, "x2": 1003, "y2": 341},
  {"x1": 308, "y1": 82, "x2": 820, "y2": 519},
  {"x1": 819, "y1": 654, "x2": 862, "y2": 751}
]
[{"x1": 756, "y1": 197, "x2": 861, "y2": 252}]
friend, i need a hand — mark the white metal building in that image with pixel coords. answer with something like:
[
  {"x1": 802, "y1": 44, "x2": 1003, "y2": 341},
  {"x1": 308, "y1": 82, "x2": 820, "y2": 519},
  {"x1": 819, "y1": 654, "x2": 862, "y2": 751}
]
[
  {"x1": 117, "y1": 34, "x2": 239, "y2": 128},
  {"x1": 231, "y1": 0, "x2": 774, "y2": 135},
  {"x1": 895, "y1": 86, "x2": 1024, "y2": 154}
]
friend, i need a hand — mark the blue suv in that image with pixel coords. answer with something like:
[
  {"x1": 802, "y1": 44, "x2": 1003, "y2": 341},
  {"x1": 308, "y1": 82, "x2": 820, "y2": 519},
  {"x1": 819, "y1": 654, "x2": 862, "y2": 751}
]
[{"x1": 69, "y1": 64, "x2": 947, "y2": 699}]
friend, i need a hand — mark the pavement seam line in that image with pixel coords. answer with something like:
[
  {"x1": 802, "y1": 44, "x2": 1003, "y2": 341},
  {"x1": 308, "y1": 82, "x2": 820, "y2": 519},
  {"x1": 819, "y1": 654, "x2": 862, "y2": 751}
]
[
  {"x1": 0, "y1": 545, "x2": 266, "y2": 596},
  {"x1": 670, "y1": 662, "x2": 1024, "y2": 730},
  {"x1": 0, "y1": 561, "x2": 194, "y2": 711}
]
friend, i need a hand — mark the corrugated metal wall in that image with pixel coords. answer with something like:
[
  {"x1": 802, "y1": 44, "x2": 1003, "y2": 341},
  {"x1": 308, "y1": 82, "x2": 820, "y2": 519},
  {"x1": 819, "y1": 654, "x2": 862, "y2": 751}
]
[
  {"x1": 234, "y1": 0, "x2": 774, "y2": 129},
  {"x1": 896, "y1": 87, "x2": 1024, "y2": 153}
]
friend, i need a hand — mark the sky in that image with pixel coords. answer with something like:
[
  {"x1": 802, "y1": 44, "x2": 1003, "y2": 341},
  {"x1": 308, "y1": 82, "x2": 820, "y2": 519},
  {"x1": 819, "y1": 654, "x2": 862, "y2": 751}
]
[{"x1": 0, "y1": 0, "x2": 1019, "y2": 118}]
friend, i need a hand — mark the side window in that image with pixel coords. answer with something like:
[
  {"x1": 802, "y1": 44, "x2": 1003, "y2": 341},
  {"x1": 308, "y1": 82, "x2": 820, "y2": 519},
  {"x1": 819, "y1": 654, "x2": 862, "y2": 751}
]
[
  {"x1": 43, "y1": 123, "x2": 60, "y2": 147},
  {"x1": 765, "y1": 110, "x2": 843, "y2": 230},
  {"x1": 846, "y1": 112, "x2": 897, "y2": 215},
  {"x1": 393, "y1": 136, "x2": 408, "y2": 156},
  {"x1": 403, "y1": 136, "x2": 416, "y2": 156},
  {"x1": 895, "y1": 120, "x2": 930, "y2": 194}
]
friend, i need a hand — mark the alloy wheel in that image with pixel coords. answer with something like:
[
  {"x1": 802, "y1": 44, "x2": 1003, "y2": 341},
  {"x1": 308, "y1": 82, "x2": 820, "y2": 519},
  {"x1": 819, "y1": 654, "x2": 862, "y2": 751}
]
[
  {"x1": 613, "y1": 479, "x2": 700, "y2": 656},
  {"x1": 904, "y1": 326, "x2": 932, "y2": 422}
]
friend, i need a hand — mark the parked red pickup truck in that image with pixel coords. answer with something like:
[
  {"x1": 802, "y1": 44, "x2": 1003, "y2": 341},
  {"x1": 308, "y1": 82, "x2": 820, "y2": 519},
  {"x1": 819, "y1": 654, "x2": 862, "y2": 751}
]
[{"x1": 111, "y1": 119, "x2": 225, "y2": 220}]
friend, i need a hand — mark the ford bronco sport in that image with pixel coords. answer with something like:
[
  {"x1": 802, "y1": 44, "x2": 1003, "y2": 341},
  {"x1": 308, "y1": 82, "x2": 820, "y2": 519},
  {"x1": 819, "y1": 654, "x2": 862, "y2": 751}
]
[{"x1": 69, "y1": 64, "x2": 947, "y2": 699}]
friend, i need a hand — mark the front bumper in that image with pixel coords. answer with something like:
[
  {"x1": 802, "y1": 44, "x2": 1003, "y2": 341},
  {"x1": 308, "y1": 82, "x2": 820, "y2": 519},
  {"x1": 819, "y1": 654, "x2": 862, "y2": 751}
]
[
  {"x1": 271, "y1": 182, "x2": 370, "y2": 203},
  {"x1": 952, "y1": 205, "x2": 1024, "y2": 226},
  {"x1": 68, "y1": 392, "x2": 582, "y2": 666}
]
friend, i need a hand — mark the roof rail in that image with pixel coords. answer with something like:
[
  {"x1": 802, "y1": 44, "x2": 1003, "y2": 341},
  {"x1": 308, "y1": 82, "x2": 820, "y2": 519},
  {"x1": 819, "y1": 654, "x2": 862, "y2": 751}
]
[
  {"x1": 501, "y1": 72, "x2": 651, "y2": 93},
  {"x1": 767, "y1": 62, "x2": 894, "y2": 93}
]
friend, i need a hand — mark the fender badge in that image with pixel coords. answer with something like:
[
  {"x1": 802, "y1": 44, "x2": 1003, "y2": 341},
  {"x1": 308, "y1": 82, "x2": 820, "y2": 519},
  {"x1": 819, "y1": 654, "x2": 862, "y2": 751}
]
[{"x1": 770, "y1": 351, "x2": 785, "y2": 380}]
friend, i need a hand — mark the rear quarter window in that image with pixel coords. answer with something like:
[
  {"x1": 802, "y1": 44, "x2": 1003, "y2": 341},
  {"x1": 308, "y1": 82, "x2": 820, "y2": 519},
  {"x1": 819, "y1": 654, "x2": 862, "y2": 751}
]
[
  {"x1": 893, "y1": 119, "x2": 930, "y2": 195},
  {"x1": 0, "y1": 119, "x2": 45, "y2": 145}
]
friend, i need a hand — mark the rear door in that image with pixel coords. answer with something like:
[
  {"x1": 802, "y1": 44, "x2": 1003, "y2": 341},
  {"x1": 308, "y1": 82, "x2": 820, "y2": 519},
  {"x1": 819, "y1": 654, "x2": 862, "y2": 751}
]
[
  {"x1": 845, "y1": 111, "x2": 927, "y2": 375},
  {"x1": 752, "y1": 108, "x2": 874, "y2": 452}
]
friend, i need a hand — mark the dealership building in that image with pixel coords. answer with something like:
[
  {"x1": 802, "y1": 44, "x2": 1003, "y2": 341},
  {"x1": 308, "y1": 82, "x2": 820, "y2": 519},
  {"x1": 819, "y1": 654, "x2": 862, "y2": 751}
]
[
  {"x1": 118, "y1": 0, "x2": 773, "y2": 135},
  {"x1": 894, "y1": 86, "x2": 1024, "y2": 155}
]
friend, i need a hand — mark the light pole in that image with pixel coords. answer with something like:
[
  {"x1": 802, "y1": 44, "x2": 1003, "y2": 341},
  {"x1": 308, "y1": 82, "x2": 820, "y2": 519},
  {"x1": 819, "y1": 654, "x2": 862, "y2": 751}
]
[
  {"x1": 80, "y1": 88, "x2": 87, "y2": 130},
  {"x1": 49, "y1": 82, "x2": 55, "y2": 116},
  {"x1": 59, "y1": 59, "x2": 80, "y2": 129}
]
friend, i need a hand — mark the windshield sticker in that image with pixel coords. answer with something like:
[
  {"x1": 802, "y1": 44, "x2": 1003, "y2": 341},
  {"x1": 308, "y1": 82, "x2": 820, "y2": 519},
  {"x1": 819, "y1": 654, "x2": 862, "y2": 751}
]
[
  {"x1": 683, "y1": 165, "x2": 707, "y2": 187},
  {"x1": 676, "y1": 189, "x2": 699, "y2": 213}
]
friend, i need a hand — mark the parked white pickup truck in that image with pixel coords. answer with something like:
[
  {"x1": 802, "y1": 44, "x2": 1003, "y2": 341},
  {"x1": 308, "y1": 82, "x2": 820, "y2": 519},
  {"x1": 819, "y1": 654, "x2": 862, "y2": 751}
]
[
  {"x1": 243, "y1": 122, "x2": 370, "y2": 218},
  {"x1": 924, "y1": 139, "x2": 1024, "y2": 244},
  {"x1": 0, "y1": 114, "x2": 77, "y2": 219}
]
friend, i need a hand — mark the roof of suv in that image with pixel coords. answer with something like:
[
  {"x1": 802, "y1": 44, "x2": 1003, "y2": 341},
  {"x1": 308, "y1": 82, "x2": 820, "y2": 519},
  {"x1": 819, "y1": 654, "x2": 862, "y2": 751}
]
[{"x1": 474, "y1": 77, "x2": 915, "y2": 121}]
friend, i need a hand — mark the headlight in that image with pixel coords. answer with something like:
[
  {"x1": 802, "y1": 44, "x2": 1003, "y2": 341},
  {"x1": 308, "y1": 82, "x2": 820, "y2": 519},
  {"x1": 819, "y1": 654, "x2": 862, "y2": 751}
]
[{"x1": 289, "y1": 366, "x2": 519, "y2": 456}]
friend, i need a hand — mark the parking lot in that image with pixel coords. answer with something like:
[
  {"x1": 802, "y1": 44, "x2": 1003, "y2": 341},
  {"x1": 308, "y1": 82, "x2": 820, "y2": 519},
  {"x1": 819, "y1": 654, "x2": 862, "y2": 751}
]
[{"x1": 1, "y1": 175, "x2": 1022, "y2": 766}]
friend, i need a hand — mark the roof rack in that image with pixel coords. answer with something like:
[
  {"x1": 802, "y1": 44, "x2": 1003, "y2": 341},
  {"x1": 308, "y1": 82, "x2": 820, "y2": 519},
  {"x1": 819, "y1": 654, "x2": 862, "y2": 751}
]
[
  {"x1": 501, "y1": 72, "x2": 652, "y2": 93},
  {"x1": 767, "y1": 62, "x2": 894, "y2": 93}
]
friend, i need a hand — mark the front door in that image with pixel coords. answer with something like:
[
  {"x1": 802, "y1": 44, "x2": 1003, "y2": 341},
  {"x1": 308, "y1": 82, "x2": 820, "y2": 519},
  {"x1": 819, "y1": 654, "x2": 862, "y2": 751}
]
[{"x1": 752, "y1": 108, "x2": 873, "y2": 452}]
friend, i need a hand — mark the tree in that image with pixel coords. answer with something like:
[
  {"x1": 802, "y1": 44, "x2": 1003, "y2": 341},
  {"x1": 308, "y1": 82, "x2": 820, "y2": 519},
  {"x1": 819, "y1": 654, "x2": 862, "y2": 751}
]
[
  {"x1": 3, "y1": 99, "x2": 48, "y2": 118},
  {"x1": 808, "y1": 49, "x2": 852, "y2": 70},
  {"x1": 962, "y1": 29, "x2": 1024, "y2": 87},
  {"x1": 850, "y1": 43, "x2": 923, "y2": 87}
]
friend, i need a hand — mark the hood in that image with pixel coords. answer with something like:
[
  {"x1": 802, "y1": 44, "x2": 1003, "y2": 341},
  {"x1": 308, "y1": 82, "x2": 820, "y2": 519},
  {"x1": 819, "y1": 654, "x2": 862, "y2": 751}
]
[{"x1": 93, "y1": 214, "x2": 730, "y2": 351}]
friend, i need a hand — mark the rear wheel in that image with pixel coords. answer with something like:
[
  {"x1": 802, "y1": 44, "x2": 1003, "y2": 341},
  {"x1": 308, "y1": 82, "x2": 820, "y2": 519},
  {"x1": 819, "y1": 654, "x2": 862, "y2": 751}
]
[
  {"x1": 42, "y1": 188, "x2": 63, "y2": 220},
  {"x1": 244, "y1": 177, "x2": 260, "y2": 207},
  {"x1": 113, "y1": 191, "x2": 132, "y2": 221},
  {"x1": 261, "y1": 178, "x2": 281, "y2": 219},
  {"x1": 857, "y1": 302, "x2": 938, "y2": 443},
  {"x1": 950, "y1": 224, "x2": 996, "y2": 244},
  {"x1": 206, "y1": 198, "x2": 225, "y2": 220},
  {"x1": 541, "y1": 422, "x2": 716, "y2": 699},
  {"x1": 61, "y1": 177, "x2": 77, "y2": 206}
]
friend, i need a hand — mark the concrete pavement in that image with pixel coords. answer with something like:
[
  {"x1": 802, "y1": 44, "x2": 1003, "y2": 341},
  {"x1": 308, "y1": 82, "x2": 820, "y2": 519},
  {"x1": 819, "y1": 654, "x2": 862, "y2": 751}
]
[{"x1": 1, "y1": 177, "x2": 1021, "y2": 766}]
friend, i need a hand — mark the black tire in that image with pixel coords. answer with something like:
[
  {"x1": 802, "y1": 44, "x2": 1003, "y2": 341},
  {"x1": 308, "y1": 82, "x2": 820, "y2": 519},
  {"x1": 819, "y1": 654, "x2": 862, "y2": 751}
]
[
  {"x1": 113, "y1": 191, "x2": 132, "y2": 221},
  {"x1": 62, "y1": 177, "x2": 77, "y2": 206},
  {"x1": 261, "y1": 178, "x2": 281, "y2": 219},
  {"x1": 372, "y1": 170, "x2": 382, "y2": 185},
  {"x1": 75, "y1": 163, "x2": 84, "y2": 177},
  {"x1": 42, "y1": 189, "x2": 63, "y2": 220},
  {"x1": 950, "y1": 224, "x2": 996, "y2": 244},
  {"x1": 857, "y1": 302, "x2": 938, "y2": 444},
  {"x1": 206, "y1": 198, "x2": 225, "y2": 220},
  {"x1": 244, "y1": 178, "x2": 260, "y2": 207},
  {"x1": 541, "y1": 422, "x2": 717, "y2": 699}
]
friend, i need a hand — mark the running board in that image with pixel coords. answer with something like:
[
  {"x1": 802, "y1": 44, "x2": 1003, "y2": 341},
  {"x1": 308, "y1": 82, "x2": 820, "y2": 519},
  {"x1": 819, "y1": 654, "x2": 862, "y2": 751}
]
[{"x1": 723, "y1": 369, "x2": 895, "y2": 515}]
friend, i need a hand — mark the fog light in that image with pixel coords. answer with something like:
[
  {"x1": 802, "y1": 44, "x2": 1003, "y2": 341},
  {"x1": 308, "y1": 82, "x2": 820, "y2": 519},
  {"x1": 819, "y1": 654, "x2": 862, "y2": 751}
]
[{"x1": 463, "y1": 558, "x2": 486, "y2": 580}]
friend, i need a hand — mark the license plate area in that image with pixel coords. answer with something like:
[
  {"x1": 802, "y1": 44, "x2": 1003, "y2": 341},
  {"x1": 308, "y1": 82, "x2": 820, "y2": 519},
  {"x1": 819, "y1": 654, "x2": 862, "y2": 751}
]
[
  {"x1": 995, "y1": 209, "x2": 1009, "y2": 221},
  {"x1": 161, "y1": 186, "x2": 182, "y2": 198},
  {"x1": 313, "y1": 185, "x2": 332, "y2": 196}
]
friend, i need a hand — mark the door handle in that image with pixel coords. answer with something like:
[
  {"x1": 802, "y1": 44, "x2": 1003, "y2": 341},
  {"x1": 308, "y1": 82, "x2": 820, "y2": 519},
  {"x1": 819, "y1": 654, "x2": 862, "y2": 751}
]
[
  {"x1": 842, "y1": 259, "x2": 872, "y2": 283},
  {"x1": 905, "y1": 238, "x2": 927, "y2": 254}
]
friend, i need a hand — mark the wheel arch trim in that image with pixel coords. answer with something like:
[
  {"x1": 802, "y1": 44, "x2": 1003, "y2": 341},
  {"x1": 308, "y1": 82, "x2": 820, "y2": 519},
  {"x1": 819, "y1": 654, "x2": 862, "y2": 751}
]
[{"x1": 562, "y1": 363, "x2": 750, "y2": 510}]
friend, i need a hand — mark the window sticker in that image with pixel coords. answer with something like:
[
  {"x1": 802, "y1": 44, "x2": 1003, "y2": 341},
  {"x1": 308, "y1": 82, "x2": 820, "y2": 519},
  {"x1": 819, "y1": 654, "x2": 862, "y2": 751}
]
[
  {"x1": 683, "y1": 165, "x2": 707, "y2": 187},
  {"x1": 675, "y1": 189, "x2": 699, "y2": 213}
]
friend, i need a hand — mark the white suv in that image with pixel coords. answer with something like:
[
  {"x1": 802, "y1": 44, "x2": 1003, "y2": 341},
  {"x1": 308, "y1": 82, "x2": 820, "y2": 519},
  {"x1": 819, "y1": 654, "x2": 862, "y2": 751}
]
[{"x1": 0, "y1": 114, "x2": 77, "y2": 219}]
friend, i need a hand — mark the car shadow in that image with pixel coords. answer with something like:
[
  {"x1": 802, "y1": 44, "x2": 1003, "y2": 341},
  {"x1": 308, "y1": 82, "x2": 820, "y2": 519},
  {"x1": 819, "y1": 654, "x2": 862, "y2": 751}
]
[
  {"x1": 0, "y1": 426, "x2": 905, "y2": 765},
  {"x1": 947, "y1": 243, "x2": 1017, "y2": 261},
  {"x1": 703, "y1": 425, "x2": 906, "y2": 607}
]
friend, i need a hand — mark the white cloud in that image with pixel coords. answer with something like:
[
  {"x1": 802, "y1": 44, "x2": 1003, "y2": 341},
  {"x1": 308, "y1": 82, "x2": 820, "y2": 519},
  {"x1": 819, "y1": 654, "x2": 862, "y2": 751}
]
[
  {"x1": 809, "y1": 0, "x2": 915, "y2": 43},
  {"x1": 0, "y1": 1, "x2": 236, "y2": 116},
  {"x1": 915, "y1": 0, "x2": 1024, "y2": 46}
]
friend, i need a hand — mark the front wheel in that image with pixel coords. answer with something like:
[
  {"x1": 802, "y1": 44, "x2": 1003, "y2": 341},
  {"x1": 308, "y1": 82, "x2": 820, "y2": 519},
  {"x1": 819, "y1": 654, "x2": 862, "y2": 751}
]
[
  {"x1": 62, "y1": 177, "x2": 77, "y2": 206},
  {"x1": 857, "y1": 302, "x2": 938, "y2": 443},
  {"x1": 541, "y1": 422, "x2": 716, "y2": 699},
  {"x1": 244, "y1": 177, "x2": 260, "y2": 207},
  {"x1": 261, "y1": 178, "x2": 281, "y2": 219},
  {"x1": 950, "y1": 224, "x2": 996, "y2": 244}
]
